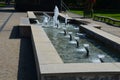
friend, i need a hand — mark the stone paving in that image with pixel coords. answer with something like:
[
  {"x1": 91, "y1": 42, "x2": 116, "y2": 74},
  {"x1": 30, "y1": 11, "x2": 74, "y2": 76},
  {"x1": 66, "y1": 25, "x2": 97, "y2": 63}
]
[
  {"x1": 84, "y1": 19, "x2": 120, "y2": 37},
  {"x1": 0, "y1": 6, "x2": 37, "y2": 80},
  {"x1": 66, "y1": 12, "x2": 120, "y2": 37},
  {"x1": 0, "y1": 12, "x2": 12, "y2": 30}
]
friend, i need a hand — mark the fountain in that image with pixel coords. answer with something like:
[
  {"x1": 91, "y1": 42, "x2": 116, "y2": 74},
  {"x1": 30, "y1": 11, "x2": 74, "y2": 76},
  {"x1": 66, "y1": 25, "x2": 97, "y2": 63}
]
[
  {"x1": 75, "y1": 40, "x2": 79, "y2": 48},
  {"x1": 43, "y1": 16, "x2": 48, "y2": 24},
  {"x1": 63, "y1": 30, "x2": 67, "y2": 36},
  {"x1": 53, "y1": 6, "x2": 59, "y2": 27},
  {"x1": 99, "y1": 58, "x2": 104, "y2": 62},
  {"x1": 68, "y1": 34, "x2": 76, "y2": 44},
  {"x1": 74, "y1": 36, "x2": 79, "y2": 40},
  {"x1": 76, "y1": 32, "x2": 86, "y2": 38},
  {"x1": 83, "y1": 44, "x2": 89, "y2": 49},
  {"x1": 27, "y1": 6, "x2": 120, "y2": 80},
  {"x1": 65, "y1": 14, "x2": 68, "y2": 25},
  {"x1": 84, "y1": 47, "x2": 89, "y2": 57},
  {"x1": 98, "y1": 54, "x2": 105, "y2": 63},
  {"x1": 69, "y1": 34, "x2": 72, "y2": 41},
  {"x1": 35, "y1": 6, "x2": 120, "y2": 63},
  {"x1": 68, "y1": 31, "x2": 72, "y2": 35}
]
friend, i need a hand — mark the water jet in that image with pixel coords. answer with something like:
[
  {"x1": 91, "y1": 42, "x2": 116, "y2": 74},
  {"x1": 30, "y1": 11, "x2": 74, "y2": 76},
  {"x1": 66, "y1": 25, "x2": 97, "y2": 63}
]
[
  {"x1": 75, "y1": 40, "x2": 79, "y2": 48},
  {"x1": 69, "y1": 34, "x2": 72, "y2": 41},
  {"x1": 63, "y1": 30, "x2": 67, "y2": 36},
  {"x1": 84, "y1": 47, "x2": 89, "y2": 57}
]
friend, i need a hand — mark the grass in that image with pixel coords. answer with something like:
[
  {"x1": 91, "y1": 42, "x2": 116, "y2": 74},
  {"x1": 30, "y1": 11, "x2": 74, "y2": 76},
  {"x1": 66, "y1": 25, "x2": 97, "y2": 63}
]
[
  {"x1": 71, "y1": 10, "x2": 120, "y2": 26},
  {"x1": 0, "y1": 3, "x2": 6, "y2": 7},
  {"x1": 71, "y1": 10, "x2": 83, "y2": 16},
  {"x1": 71, "y1": 10, "x2": 120, "y2": 20},
  {"x1": 94, "y1": 10, "x2": 120, "y2": 20}
]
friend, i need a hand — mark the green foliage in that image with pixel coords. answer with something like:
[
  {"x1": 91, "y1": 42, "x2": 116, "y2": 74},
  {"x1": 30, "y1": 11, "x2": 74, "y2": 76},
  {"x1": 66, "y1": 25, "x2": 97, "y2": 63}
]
[
  {"x1": 95, "y1": 14, "x2": 120, "y2": 20},
  {"x1": 70, "y1": 10, "x2": 120, "y2": 20},
  {"x1": 70, "y1": 10, "x2": 83, "y2": 15},
  {"x1": 63, "y1": 0, "x2": 83, "y2": 9},
  {"x1": 0, "y1": 3, "x2": 6, "y2": 7},
  {"x1": 63, "y1": 0, "x2": 120, "y2": 10},
  {"x1": 71, "y1": 10, "x2": 120, "y2": 26}
]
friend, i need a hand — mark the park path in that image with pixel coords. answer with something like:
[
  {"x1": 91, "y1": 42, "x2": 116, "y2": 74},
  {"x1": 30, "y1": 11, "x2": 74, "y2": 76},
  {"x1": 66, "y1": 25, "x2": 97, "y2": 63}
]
[
  {"x1": 83, "y1": 19, "x2": 120, "y2": 37},
  {"x1": 0, "y1": 6, "x2": 37, "y2": 80},
  {"x1": 66, "y1": 12, "x2": 120, "y2": 37},
  {"x1": 0, "y1": 12, "x2": 12, "y2": 31}
]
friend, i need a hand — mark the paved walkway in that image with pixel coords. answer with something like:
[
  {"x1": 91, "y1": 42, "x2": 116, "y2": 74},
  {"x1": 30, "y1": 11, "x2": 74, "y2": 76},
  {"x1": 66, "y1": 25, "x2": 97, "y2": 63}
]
[
  {"x1": 0, "y1": 12, "x2": 12, "y2": 31},
  {"x1": 0, "y1": 6, "x2": 37, "y2": 80},
  {"x1": 66, "y1": 12, "x2": 120, "y2": 37}
]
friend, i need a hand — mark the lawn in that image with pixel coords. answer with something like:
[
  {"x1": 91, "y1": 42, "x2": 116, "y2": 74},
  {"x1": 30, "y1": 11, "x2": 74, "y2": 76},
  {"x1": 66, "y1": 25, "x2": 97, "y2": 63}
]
[
  {"x1": 71, "y1": 10, "x2": 83, "y2": 16},
  {"x1": 0, "y1": 3, "x2": 6, "y2": 7},
  {"x1": 71, "y1": 10, "x2": 120, "y2": 20}
]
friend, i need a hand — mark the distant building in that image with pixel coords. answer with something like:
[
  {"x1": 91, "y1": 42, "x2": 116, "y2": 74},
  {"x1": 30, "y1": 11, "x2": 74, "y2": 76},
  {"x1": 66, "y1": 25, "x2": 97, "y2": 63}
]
[{"x1": 15, "y1": 0, "x2": 61, "y2": 11}]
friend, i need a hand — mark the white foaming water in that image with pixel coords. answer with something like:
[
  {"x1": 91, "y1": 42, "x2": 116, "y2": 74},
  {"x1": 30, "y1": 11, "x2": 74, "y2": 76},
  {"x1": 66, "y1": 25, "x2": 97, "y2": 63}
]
[
  {"x1": 76, "y1": 48, "x2": 86, "y2": 53},
  {"x1": 65, "y1": 14, "x2": 68, "y2": 24},
  {"x1": 74, "y1": 27, "x2": 79, "y2": 30},
  {"x1": 53, "y1": 6, "x2": 59, "y2": 27},
  {"x1": 76, "y1": 33, "x2": 86, "y2": 37},
  {"x1": 83, "y1": 44, "x2": 89, "y2": 48},
  {"x1": 98, "y1": 54, "x2": 105, "y2": 58},
  {"x1": 91, "y1": 54, "x2": 105, "y2": 63},
  {"x1": 35, "y1": 20, "x2": 41, "y2": 24},
  {"x1": 92, "y1": 58, "x2": 101, "y2": 63},
  {"x1": 74, "y1": 36, "x2": 79, "y2": 40},
  {"x1": 43, "y1": 17, "x2": 48, "y2": 24},
  {"x1": 62, "y1": 27, "x2": 67, "y2": 30},
  {"x1": 69, "y1": 40, "x2": 76, "y2": 44},
  {"x1": 59, "y1": 31, "x2": 64, "y2": 34},
  {"x1": 64, "y1": 35, "x2": 70, "y2": 38},
  {"x1": 68, "y1": 32, "x2": 73, "y2": 35}
]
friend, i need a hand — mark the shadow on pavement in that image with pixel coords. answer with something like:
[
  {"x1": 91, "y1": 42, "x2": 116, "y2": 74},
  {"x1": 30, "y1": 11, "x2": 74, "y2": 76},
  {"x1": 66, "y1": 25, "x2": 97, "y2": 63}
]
[
  {"x1": 17, "y1": 38, "x2": 37, "y2": 80},
  {"x1": 9, "y1": 26, "x2": 20, "y2": 39},
  {"x1": 9, "y1": 26, "x2": 37, "y2": 80}
]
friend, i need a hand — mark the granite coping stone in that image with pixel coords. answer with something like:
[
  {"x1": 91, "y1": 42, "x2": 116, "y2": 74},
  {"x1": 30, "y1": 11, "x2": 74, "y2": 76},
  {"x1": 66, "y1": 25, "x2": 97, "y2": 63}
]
[
  {"x1": 87, "y1": 23, "x2": 101, "y2": 28},
  {"x1": 36, "y1": 52, "x2": 63, "y2": 64},
  {"x1": 19, "y1": 17, "x2": 30, "y2": 26},
  {"x1": 40, "y1": 63, "x2": 120, "y2": 75},
  {"x1": 31, "y1": 25, "x2": 51, "y2": 42},
  {"x1": 27, "y1": 11, "x2": 36, "y2": 19},
  {"x1": 32, "y1": 33, "x2": 51, "y2": 42},
  {"x1": 59, "y1": 13, "x2": 72, "y2": 20},
  {"x1": 35, "y1": 42, "x2": 58, "y2": 52},
  {"x1": 31, "y1": 25, "x2": 63, "y2": 64},
  {"x1": 81, "y1": 24, "x2": 120, "y2": 44}
]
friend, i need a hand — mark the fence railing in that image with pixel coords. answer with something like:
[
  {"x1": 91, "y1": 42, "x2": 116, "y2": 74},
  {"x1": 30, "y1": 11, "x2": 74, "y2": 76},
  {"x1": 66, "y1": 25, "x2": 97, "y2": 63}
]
[{"x1": 61, "y1": 0, "x2": 70, "y2": 12}]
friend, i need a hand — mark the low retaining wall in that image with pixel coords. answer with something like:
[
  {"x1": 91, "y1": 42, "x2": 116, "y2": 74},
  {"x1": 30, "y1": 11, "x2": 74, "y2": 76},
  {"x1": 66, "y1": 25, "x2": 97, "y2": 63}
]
[
  {"x1": 80, "y1": 24, "x2": 120, "y2": 52},
  {"x1": 31, "y1": 25, "x2": 63, "y2": 80},
  {"x1": 93, "y1": 15, "x2": 120, "y2": 27}
]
